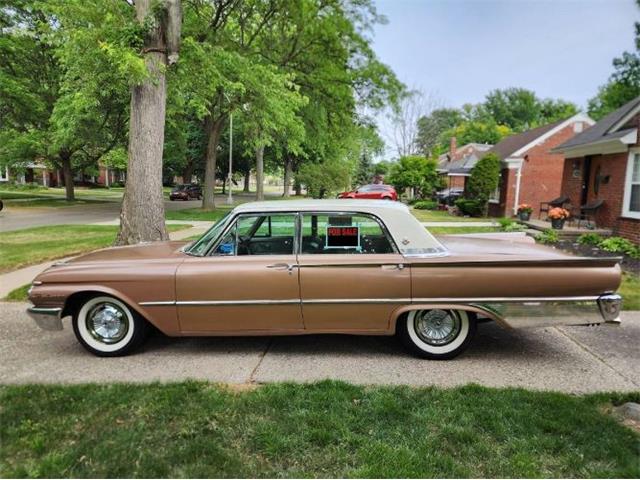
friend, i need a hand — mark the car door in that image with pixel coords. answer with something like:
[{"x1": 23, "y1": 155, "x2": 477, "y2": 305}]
[
  {"x1": 298, "y1": 212, "x2": 410, "y2": 332},
  {"x1": 354, "y1": 185, "x2": 373, "y2": 199},
  {"x1": 176, "y1": 213, "x2": 304, "y2": 333}
]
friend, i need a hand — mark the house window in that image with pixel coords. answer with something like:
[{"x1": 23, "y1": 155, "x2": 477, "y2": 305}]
[
  {"x1": 622, "y1": 149, "x2": 640, "y2": 219},
  {"x1": 0, "y1": 166, "x2": 8, "y2": 181}
]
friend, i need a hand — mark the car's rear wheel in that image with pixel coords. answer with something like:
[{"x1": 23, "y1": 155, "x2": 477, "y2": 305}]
[
  {"x1": 72, "y1": 295, "x2": 150, "y2": 357},
  {"x1": 398, "y1": 309, "x2": 476, "y2": 359}
]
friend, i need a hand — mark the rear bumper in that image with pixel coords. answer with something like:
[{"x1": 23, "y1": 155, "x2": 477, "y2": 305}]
[
  {"x1": 27, "y1": 307, "x2": 63, "y2": 331},
  {"x1": 473, "y1": 293, "x2": 622, "y2": 328}
]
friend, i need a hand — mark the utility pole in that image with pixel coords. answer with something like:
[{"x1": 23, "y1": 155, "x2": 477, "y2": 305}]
[{"x1": 226, "y1": 113, "x2": 233, "y2": 205}]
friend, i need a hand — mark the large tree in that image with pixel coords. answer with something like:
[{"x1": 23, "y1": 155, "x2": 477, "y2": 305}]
[
  {"x1": 0, "y1": 0, "x2": 128, "y2": 200},
  {"x1": 116, "y1": 0, "x2": 182, "y2": 244},
  {"x1": 588, "y1": 1, "x2": 640, "y2": 120}
]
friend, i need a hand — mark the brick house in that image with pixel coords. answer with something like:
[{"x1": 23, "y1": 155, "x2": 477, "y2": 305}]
[
  {"x1": 487, "y1": 113, "x2": 594, "y2": 218},
  {"x1": 437, "y1": 138, "x2": 493, "y2": 192},
  {"x1": 553, "y1": 97, "x2": 640, "y2": 243}
]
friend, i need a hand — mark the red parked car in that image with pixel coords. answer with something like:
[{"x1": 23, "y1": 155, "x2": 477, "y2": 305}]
[{"x1": 338, "y1": 184, "x2": 398, "y2": 201}]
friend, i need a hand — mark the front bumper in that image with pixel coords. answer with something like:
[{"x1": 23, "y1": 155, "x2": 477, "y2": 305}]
[
  {"x1": 476, "y1": 293, "x2": 622, "y2": 328},
  {"x1": 27, "y1": 307, "x2": 63, "y2": 331}
]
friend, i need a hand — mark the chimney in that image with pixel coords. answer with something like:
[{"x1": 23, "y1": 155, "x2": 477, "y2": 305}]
[{"x1": 449, "y1": 136, "x2": 457, "y2": 159}]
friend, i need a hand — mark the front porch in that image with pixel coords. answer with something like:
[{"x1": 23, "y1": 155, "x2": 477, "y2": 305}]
[{"x1": 521, "y1": 219, "x2": 612, "y2": 241}]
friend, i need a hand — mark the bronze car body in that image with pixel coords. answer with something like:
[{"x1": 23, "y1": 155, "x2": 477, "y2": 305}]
[{"x1": 27, "y1": 200, "x2": 623, "y2": 358}]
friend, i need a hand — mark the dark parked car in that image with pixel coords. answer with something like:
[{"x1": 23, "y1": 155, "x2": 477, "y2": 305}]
[
  {"x1": 338, "y1": 184, "x2": 398, "y2": 201},
  {"x1": 169, "y1": 184, "x2": 202, "y2": 201},
  {"x1": 436, "y1": 188, "x2": 464, "y2": 206}
]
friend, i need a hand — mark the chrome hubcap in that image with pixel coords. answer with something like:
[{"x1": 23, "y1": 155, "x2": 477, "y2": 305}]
[
  {"x1": 86, "y1": 302, "x2": 128, "y2": 344},
  {"x1": 414, "y1": 309, "x2": 460, "y2": 346}
]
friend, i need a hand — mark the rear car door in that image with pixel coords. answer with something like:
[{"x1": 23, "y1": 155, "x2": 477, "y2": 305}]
[
  {"x1": 176, "y1": 213, "x2": 303, "y2": 333},
  {"x1": 297, "y1": 212, "x2": 410, "y2": 332}
]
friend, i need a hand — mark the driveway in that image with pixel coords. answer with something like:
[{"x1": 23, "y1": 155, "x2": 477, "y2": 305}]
[{"x1": 1, "y1": 302, "x2": 638, "y2": 393}]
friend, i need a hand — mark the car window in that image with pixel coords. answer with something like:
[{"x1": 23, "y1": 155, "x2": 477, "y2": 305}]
[
  {"x1": 301, "y1": 213, "x2": 395, "y2": 254},
  {"x1": 213, "y1": 214, "x2": 296, "y2": 256},
  {"x1": 358, "y1": 185, "x2": 373, "y2": 192}
]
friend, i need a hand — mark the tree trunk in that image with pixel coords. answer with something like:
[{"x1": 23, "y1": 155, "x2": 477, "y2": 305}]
[
  {"x1": 255, "y1": 144, "x2": 265, "y2": 201},
  {"x1": 294, "y1": 180, "x2": 302, "y2": 196},
  {"x1": 182, "y1": 161, "x2": 194, "y2": 184},
  {"x1": 243, "y1": 166, "x2": 251, "y2": 192},
  {"x1": 116, "y1": 0, "x2": 181, "y2": 245},
  {"x1": 282, "y1": 156, "x2": 293, "y2": 198},
  {"x1": 202, "y1": 115, "x2": 225, "y2": 210},
  {"x1": 61, "y1": 154, "x2": 75, "y2": 201}
]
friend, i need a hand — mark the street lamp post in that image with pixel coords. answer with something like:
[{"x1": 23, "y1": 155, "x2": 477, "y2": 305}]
[{"x1": 226, "y1": 113, "x2": 233, "y2": 205}]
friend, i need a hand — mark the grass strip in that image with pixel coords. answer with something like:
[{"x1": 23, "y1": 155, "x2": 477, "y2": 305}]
[{"x1": 0, "y1": 382, "x2": 638, "y2": 478}]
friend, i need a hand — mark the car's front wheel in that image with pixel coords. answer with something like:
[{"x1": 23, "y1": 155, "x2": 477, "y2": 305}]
[
  {"x1": 72, "y1": 295, "x2": 150, "y2": 357},
  {"x1": 398, "y1": 309, "x2": 476, "y2": 359}
]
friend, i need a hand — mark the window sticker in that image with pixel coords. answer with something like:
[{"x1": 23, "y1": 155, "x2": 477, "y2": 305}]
[{"x1": 326, "y1": 225, "x2": 360, "y2": 249}]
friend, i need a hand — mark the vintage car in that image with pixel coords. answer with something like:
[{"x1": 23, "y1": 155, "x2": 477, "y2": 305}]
[
  {"x1": 27, "y1": 200, "x2": 623, "y2": 359},
  {"x1": 338, "y1": 184, "x2": 398, "y2": 201}
]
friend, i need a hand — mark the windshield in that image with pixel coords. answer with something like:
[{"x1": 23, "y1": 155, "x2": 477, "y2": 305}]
[{"x1": 185, "y1": 211, "x2": 233, "y2": 256}]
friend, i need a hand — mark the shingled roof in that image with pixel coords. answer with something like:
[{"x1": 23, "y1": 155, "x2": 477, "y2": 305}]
[
  {"x1": 554, "y1": 96, "x2": 640, "y2": 151},
  {"x1": 490, "y1": 118, "x2": 566, "y2": 160}
]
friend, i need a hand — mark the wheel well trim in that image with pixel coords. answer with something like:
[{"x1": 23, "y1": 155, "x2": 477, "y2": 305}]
[
  {"x1": 389, "y1": 303, "x2": 508, "y2": 333},
  {"x1": 60, "y1": 285, "x2": 176, "y2": 335}
]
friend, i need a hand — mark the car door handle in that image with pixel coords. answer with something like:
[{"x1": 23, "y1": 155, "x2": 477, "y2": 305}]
[
  {"x1": 267, "y1": 263, "x2": 298, "y2": 273},
  {"x1": 381, "y1": 264, "x2": 405, "y2": 271}
]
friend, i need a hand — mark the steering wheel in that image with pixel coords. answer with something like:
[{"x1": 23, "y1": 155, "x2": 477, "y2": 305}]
[{"x1": 237, "y1": 235, "x2": 252, "y2": 255}]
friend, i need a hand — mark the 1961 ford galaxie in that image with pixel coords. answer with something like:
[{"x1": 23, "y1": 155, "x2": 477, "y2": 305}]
[{"x1": 27, "y1": 200, "x2": 623, "y2": 359}]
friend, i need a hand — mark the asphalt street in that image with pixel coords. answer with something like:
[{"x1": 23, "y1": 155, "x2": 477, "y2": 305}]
[
  {"x1": 1, "y1": 302, "x2": 638, "y2": 393},
  {"x1": 0, "y1": 198, "x2": 201, "y2": 232}
]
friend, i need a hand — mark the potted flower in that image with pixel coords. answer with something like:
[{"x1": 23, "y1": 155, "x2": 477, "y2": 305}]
[
  {"x1": 548, "y1": 207, "x2": 570, "y2": 230},
  {"x1": 517, "y1": 203, "x2": 533, "y2": 221}
]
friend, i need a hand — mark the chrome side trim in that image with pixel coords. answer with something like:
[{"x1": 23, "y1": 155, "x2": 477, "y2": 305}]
[
  {"x1": 27, "y1": 307, "x2": 63, "y2": 331},
  {"x1": 141, "y1": 295, "x2": 605, "y2": 307},
  {"x1": 303, "y1": 298, "x2": 411, "y2": 304},
  {"x1": 413, "y1": 296, "x2": 601, "y2": 303}
]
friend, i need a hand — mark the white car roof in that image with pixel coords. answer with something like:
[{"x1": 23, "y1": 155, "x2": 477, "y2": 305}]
[{"x1": 232, "y1": 199, "x2": 447, "y2": 257}]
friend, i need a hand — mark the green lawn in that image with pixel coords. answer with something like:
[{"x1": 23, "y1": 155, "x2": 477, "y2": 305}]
[
  {"x1": 165, "y1": 206, "x2": 233, "y2": 222},
  {"x1": 0, "y1": 382, "x2": 637, "y2": 478},
  {"x1": 0, "y1": 186, "x2": 124, "y2": 200},
  {"x1": 620, "y1": 272, "x2": 640, "y2": 310},
  {"x1": 0, "y1": 224, "x2": 189, "y2": 273},
  {"x1": 410, "y1": 208, "x2": 495, "y2": 223},
  {"x1": 2, "y1": 198, "x2": 107, "y2": 208}
]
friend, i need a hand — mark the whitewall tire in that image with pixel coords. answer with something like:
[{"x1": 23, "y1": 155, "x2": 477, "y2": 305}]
[
  {"x1": 72, "y1": 296, "x2": 150, "y2": 357},
  {"x1": 398, "y1": 309, "x2": 477, "y2": 360}
]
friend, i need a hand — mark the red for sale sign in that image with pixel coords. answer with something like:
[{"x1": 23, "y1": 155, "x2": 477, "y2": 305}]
[{"x1": 326, "y1": 226, "x2": 360, "y2": 248}]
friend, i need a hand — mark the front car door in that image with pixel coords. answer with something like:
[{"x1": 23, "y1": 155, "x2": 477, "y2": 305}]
[
  {"x1": 176, "y1": 213, "x2": 303, "y2": 333},
  {"x1": 297, "y1": 212, "x2": 410, "y2": 332}
]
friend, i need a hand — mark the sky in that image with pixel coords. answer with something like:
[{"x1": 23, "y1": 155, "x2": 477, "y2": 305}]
[{"x1": 371, "y1": 0, "x2": 638, "y2": 154}]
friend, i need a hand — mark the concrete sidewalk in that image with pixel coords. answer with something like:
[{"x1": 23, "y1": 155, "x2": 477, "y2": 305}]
[{"x1": 1, "y1": 301, "x2": 638, "y2": 393}]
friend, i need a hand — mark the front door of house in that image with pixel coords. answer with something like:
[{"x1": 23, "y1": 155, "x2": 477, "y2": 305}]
[{"x1": 581, "y1": 156, "x2": 592, "y2": 206}]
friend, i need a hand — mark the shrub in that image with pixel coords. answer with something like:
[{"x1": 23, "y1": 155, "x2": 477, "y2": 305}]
[
  {"x1": 503, "y1": 222, "x2": 527, "y2": 232},
  {"x1": 455, "y1": 198, "x2": 484, "y2": 217},
  {"x1": 536, "y1": 229, "x2": 559, "y2": 244},
  {"x1": 497, "y1": 217, "x2": 514, "y2": 229},
  {"x1": 577, "y1": 233, "x2": 604, "y2": 246},
  {"x1": 599, "y1": 237, "x2": 640, "y2": 258},
  {"x1": 465, "y1": 152, "x2": 500, "y2": 215},
  {"x1": 413, "y1": 200, "x2": 438, "y2": 210}
]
